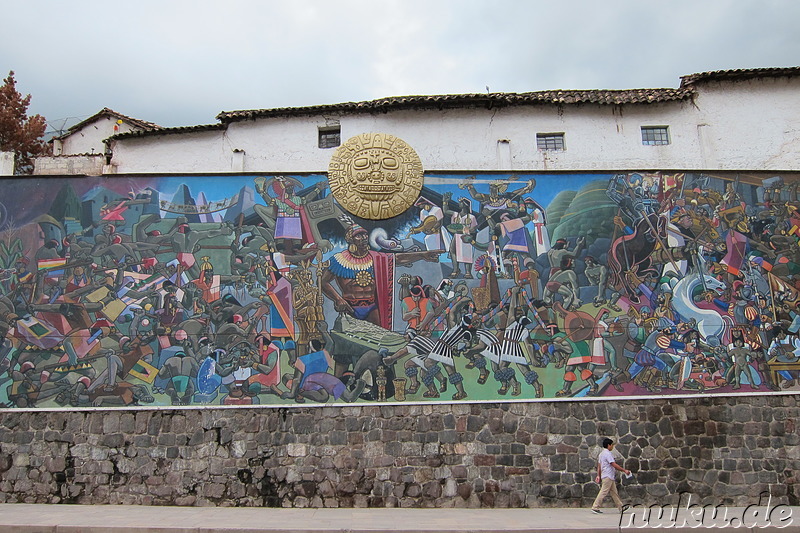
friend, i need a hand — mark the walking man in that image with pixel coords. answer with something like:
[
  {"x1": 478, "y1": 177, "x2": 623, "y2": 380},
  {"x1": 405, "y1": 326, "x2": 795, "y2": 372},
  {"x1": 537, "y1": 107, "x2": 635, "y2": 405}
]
[{"x1": 591, "y1": 438, "x2": 630, "y2": 514}]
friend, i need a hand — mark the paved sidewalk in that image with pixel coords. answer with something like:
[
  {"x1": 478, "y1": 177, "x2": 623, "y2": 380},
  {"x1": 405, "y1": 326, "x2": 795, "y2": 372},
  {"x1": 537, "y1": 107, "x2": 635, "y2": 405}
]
[{"x1": 0, "y1": 504, "x2": 798, "y2": 532}]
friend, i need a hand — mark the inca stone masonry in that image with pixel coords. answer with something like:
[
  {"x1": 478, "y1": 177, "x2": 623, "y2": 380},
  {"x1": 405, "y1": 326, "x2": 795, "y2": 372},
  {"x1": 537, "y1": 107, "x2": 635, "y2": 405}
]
[{"x1": 1, "y1": 396, "x2": 797, "y2": 508}]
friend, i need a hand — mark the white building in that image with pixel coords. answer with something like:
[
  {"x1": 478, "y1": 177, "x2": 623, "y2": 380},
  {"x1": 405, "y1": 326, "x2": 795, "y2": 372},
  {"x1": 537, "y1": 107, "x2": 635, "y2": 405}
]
[
  {"x1": 36, "y1": 67, "x2": 800, "y2": 175},
  {"x1": 34, "y1": 108, "x2": 160, "y2": 175}
]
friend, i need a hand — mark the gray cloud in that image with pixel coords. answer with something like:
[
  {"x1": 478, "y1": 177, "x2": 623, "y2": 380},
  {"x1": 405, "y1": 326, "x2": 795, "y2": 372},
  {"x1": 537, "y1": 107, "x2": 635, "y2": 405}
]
[{"x1": 1, "y1": 0, "x2": 797, "y2": 130}]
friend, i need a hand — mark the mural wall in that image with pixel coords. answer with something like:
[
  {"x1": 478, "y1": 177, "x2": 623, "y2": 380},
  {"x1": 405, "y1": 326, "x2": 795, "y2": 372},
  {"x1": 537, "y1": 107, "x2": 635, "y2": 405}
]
[{"x1": 0, "y1": 171, "x2": 798, "y2": 409}]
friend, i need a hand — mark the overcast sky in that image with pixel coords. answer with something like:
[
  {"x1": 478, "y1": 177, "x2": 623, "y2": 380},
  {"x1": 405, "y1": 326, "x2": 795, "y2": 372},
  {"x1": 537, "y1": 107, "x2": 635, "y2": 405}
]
[{"x1": 2, "y1": 0, "x2": 798, "y2": 133}]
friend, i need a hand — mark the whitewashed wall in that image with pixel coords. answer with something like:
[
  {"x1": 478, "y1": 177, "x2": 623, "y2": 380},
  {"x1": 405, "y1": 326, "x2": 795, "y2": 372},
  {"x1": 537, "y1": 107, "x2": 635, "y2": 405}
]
[
  {"x1": 688, "y1": 77, "x2": 800, "y2": 169},
  {"x1": 0, "y1": 151, "x2": 14, "y2": 175},
  {"x1": 110, "y1": 129, "x2": 229, "y2": 173},
  {"x1": 105, "y1": 76, "x2": 800, "y2": 174},
  {"x1": 58, "y1": 116, "x2": 139, "y2": 156}
]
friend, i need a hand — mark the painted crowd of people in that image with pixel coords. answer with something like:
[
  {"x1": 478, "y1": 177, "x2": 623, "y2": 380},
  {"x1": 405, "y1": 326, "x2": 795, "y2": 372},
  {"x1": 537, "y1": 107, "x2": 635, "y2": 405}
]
[{"x1": 0, "y1": 172, "x2": 798, "y2": 408}]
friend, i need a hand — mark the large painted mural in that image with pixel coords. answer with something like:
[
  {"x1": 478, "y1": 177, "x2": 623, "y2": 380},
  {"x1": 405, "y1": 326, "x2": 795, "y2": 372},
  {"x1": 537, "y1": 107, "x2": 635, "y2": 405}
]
[{"x1": 0, "y1": 171, "x2": 798, "y2": 409}]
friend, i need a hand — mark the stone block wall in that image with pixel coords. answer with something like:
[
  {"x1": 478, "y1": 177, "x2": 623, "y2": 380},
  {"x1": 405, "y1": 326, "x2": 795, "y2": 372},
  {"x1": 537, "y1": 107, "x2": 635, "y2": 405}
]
[
  {"x1": 33, "y1": 155, "x2": 104, "y2": 176},
  {"x1": 0, "y1": 395, "x2": 797, "y2": 508}
]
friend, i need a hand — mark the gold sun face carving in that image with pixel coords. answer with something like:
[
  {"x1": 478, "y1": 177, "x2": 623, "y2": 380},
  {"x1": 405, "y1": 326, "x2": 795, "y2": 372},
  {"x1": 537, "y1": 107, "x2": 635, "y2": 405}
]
[{"x1": 328, "y1": 133, "x2": 423, "y2": 220}]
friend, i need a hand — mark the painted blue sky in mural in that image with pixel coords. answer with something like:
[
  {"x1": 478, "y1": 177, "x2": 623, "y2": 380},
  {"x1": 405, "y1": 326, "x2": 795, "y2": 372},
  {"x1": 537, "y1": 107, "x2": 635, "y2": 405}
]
[{"x1": 151, "y1": 173, "x2": 606, "y2": 214}]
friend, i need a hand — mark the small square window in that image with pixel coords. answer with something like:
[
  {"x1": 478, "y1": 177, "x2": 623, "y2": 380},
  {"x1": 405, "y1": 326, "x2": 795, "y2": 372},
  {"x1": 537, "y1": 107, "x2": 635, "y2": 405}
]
[
  {"x1": 537, "y1": 133, "x2": 565, "y2": 151},
  {"x1": 318, "y1": 126, "x2": 341, "y2": 149},
  {"x1": 641, "y1": 126, "x2": 670, "y2": 146}
]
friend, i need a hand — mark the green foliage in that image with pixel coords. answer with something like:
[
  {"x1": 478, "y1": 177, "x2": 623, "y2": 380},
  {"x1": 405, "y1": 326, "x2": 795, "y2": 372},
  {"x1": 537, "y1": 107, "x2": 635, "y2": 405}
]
[
  {"x1": 551, "y1": 206, "x2": 616, "y2": 244},
  {"x1": 0, "y1": 237, "x2": 23, "y2": 270},
  {"x1": 0, "y1": 71, "x2": 49, "y2": 174},
  {"x1": 545, "y1": 190, "x2": 577, "y2": 236},
  {"x1": 0, "y1": 234, "x2": 23, "y2": 295},
  {"x1": 549, "y1": 180, "x2": 618, "y2": 244}
]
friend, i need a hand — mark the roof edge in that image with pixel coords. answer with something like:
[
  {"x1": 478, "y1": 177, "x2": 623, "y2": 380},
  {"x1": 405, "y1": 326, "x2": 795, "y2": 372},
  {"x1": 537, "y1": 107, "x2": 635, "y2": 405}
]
[
  {"x1": 39, "y1": 152, "x2": 105, "y2": 158},
  {"x1": 680, "y1": 66, "x2": 800, "y2": 87},
  {"x1": 107, "y1": 123, "x2": 227, "y2": 142},
  {"x1": 54, "y1": 107, "x2": 161, "y2": 140},
  {"x1": 216, "y1": 88, "x2": 693, "y2": 123}
]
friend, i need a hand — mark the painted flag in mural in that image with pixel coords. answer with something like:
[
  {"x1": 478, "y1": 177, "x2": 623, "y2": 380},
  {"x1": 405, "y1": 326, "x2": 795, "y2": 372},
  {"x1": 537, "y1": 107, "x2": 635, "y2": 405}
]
[
  {"x1": 118, "y1": 290, "x2": 143, "y2": 307},
  {"x1": 110, "y1": 272, "x2": 153, "y2": 316},
  {"x1": 164, "y1": 259, "x2": 191, "y2": 286},
  {"x1": 768, "y1": 272, "x2": 800, "y2": 314},
  {"x1": 130, "y1": 272, "x2": 168, "y2": 292},
  {"x1": 15, "y1": 315, "x2": 63, "y2": 349},
  {"x1": 660, "y1": 172, "x2": 684, "y2": 199},
  {"x1": 167, "y1": 271, "x2": 190, "y2": 286},
  {"x1": 37, "y1": 258, "x2": 67, "y2": 278},
  {"x1": 123, "y1": 270, "x2": 153, "y2": 283},
  {"x1": 721, "y1": 230, "x2": 748, "y2": 276},
  {"x1": 128, "y1": 359, "x2": 158, "y2": 383}
]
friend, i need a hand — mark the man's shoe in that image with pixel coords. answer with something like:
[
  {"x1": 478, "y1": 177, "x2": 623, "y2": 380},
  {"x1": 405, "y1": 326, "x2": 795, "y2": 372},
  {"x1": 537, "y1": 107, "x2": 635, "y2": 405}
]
[{"x1": 591, "y1": 509, "x2": 603, "y2": 514}]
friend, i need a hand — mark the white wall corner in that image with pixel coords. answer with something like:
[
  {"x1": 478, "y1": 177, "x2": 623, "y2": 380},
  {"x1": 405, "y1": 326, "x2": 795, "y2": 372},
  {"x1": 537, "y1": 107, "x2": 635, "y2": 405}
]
[{"x1": 0, "y1": 151, "x2": 15, "y2": 175}]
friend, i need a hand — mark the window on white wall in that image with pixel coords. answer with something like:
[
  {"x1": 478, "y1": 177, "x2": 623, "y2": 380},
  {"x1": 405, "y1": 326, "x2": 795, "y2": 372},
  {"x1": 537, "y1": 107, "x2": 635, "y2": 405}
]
[
  {"x1": 641, "y1": 126, "x2": 670, "y2": 146},
  {"x1": 536, "y1": 133, "x2": 565, "y2": 151},
  {"x1": 318, "y1": 126, "x2": 341, "y2": 148}
]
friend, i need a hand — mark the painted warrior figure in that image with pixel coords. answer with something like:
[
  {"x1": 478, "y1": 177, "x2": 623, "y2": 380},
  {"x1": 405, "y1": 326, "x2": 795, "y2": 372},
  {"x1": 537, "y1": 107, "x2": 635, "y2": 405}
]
[
  {"x1": 287, "y1": 260, "x2": 325, "y2": 354},
  {"x1": 442, "y1": 193, "x2": 478, "y2": 279},
  {"x1": 321, "y1": 222, "x2": 393, "y2": 328},
  {"x1": 459, "y1": 176, "x2": 536, "y2": 218},
  {"x1": 321, "y1": 219, "x2": 439, "y2": 329},
  {"x1": 584, "y1": 256, "x2": 621, "y2": 310},
  {"x1": 169, "y1": 217, "x2": 233, "y2": 281}
]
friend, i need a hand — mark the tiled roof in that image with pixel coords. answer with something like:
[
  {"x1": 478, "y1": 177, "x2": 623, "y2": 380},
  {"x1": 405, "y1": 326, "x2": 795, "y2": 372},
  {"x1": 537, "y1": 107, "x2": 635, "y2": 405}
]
[
  {"x1": 680, "y1": 66, "x2": 800, "y2": 87},
  {"x1": 43, "y1": 153, "x2": 105, "y2": 158},
  {"x1": 54, "y1": 108, "x2": 161, "y2": 140},
  {"x1": 216, "y1": 88, "x2": 692, "y2": 122},
  {"x1": 108, "y1": 123, "x2": 227, "y2": 141},
  {"x1": 103, "y1": 66, "x2": 799, "y2": 139}
]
